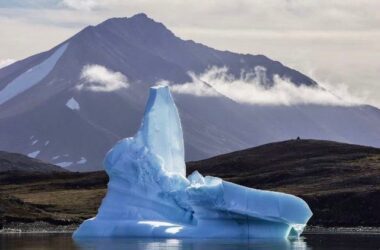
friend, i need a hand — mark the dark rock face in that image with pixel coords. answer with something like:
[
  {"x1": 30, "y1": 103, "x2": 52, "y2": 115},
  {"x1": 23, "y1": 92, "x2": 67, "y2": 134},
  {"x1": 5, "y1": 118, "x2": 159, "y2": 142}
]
[{"x1": 0, "y1": 13, "x2": 380, "y2": 171}]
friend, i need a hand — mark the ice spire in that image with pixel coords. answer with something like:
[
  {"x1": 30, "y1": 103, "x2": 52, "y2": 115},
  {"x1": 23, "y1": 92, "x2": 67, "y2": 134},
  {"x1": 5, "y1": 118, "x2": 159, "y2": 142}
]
[{"x1": 137, "y1": 85, "x2": 186, "y2": 176}]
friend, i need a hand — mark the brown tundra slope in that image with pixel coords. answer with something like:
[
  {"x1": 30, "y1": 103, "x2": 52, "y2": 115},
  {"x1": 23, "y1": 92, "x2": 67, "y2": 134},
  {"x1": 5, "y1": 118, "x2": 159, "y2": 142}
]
[{"x1": 1, "y1": 139, "x2": 379, "y2": 227}]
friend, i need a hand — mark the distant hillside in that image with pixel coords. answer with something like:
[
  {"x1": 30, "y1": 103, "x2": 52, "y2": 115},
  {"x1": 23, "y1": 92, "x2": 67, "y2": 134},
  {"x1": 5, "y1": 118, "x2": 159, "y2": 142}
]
[
  {"x1": 0, "y1": 151, "x2": 67, "y2": 173},
  {"x1": 188, "y1": 139, "x2": 380, "y2": 226},
  {"x1": 0, "y1": 139, "x2": 379, "y2": 228}
]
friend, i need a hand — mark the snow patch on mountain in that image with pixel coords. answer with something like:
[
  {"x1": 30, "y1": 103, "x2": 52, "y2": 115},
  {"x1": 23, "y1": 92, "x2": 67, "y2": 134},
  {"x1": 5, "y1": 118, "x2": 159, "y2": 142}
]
[
  {"x1": 0, "y1": 43, "x2": 68, "y2": 106},
  {"x1": 28, "y1": 150, "x2": 40, "y2": 158},
  {"x1": 76, "y1": 157, "x2": 87, "y2": 164},
  {"x1": 77, "y1": 64, "x2": 129, "y2": 92},
  {"x1": 56, "y1": 161, "x2": 73, "y2": 168},
  {"x1": 66, "y1": 97, "x2": 80, "y2": 110}
]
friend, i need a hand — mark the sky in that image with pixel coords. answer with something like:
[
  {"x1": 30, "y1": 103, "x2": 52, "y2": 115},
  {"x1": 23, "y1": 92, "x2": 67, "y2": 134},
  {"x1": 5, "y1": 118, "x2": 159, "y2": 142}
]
[{"x1": 0, "y1": 0, "x2": 379, "y2": 107}]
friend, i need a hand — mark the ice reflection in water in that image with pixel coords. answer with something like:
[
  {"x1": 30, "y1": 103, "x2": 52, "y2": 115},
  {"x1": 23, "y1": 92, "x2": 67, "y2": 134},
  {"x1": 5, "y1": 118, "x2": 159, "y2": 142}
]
[
  {"x1": 74, "y1": 237, "x2": 309, "y2": 250},
  {"x1": 3, "y1": 233, "x2": 380, "y2": 250}
]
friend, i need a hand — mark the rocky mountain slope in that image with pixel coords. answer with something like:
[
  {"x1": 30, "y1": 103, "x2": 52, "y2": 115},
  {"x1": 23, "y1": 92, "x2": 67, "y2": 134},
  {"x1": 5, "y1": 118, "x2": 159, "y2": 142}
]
[{"x1": 1, "y1": 13, "x2": 380, "y2": 171}]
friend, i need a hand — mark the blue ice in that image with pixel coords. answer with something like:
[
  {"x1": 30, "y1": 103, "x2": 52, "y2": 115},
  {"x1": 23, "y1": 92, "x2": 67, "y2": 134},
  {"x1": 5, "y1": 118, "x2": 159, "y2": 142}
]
[{"x1": 73, "y1": 85, "x2": 312, "y2": 239}]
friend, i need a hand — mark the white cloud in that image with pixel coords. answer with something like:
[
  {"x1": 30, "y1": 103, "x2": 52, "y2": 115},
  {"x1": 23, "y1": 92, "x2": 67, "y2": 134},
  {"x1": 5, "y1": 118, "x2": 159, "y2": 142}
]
[
  {"x1": 170, "y1": 74, "x2": 218, "y2": 97},
  {"x1": 78, "y1": 64, "x2": 129, "y2": 92},
  {"x1": 171, "y1": 67, "x2": 364, "y2": 106},
  {"x1": 61, "y1": 0, "x2": 102, "y2": 11},
  {"x1": 0, "y1": 58, "x2": 16, "y2": 69}
]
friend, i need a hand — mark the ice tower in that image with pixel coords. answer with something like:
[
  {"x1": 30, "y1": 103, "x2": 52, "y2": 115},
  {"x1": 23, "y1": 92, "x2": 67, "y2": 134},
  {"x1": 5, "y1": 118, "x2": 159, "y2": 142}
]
[{"x1": 73, "y1": 85, "x2": 312, "y2": 239}]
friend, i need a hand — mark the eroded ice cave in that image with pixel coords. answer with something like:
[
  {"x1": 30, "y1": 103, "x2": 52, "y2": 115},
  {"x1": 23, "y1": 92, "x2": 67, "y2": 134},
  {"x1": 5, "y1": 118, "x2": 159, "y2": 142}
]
[{"x1": 73, "y1": 85, "x2": 312, "y2": 239}]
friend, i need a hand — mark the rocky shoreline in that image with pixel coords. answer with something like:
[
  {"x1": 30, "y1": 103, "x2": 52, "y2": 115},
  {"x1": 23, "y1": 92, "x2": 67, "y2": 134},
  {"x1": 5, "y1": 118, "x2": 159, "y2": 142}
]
[
  {"x1": 1, "y1": 222, "x2": 380, "y2": 235},
  {"x1": 304, "y1": 226, "x2": 380, "y2": 235},
  {"x1": 0, "y1": 222, "x2": 78, "y2": 233}
]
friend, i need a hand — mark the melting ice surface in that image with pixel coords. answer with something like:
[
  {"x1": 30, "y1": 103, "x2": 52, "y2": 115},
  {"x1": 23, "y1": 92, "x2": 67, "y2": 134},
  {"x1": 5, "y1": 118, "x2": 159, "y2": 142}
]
[{"x1": 73, "y1": 85, "x2": 312, "y2": 239}]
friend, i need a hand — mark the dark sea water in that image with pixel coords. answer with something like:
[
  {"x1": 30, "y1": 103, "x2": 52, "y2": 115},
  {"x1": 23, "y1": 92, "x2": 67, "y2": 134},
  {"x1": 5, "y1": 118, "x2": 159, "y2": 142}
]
[{"x1": 1, "y1": 233, "x2": 380, "y2": 250}]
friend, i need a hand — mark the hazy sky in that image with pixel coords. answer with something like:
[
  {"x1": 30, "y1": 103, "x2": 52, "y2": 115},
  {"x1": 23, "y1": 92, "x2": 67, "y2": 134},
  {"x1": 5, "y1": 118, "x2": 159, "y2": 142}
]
[{"x1": 0, "y1": 0, "x2": 379, "y2": 107}]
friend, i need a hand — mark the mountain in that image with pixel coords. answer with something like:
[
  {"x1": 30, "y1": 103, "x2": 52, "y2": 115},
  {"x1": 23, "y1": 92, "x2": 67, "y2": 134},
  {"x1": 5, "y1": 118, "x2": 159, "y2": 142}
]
[
  {"x1": 1, "y1": 139, "x2": 379, "y2": 228},
  {"x1": 1, "y1": 13, "x2": 380, "y2": 171},
  {"x1": 0, "y1": 151, "x2": 67, "y2": 173}
]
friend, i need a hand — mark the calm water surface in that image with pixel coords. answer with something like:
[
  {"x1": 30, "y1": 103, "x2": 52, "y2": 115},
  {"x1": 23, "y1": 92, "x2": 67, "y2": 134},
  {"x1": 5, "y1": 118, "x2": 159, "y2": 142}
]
[{"x1": 1, "y1": 233, "x2": 380, "y2": 250}]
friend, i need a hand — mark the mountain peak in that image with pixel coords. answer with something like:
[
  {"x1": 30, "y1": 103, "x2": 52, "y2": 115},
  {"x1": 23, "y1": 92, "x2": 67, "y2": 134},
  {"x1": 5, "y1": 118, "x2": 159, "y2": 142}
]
[
  {"x1": 130, "y1": 13, "x2": 149, "y2": 20},
  {"x1": 93, "y1": 13, "x2": 174, "y2": 38},
  {"x1": 85, "y1": 13, "x2": 177, "y2": 49},
  {"x1": 96, "y1": 13, "x2": 163, "y2": 29}
]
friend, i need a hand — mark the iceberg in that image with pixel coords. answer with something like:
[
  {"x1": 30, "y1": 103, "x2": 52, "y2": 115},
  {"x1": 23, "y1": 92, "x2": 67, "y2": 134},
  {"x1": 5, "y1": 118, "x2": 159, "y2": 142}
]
[{"x1": 73, "y1": 85, "x2": 312, "y2": 239}]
